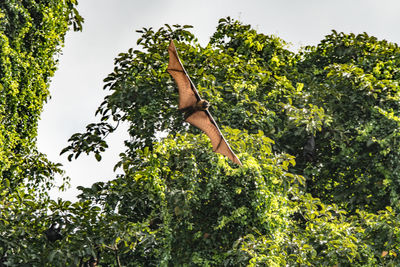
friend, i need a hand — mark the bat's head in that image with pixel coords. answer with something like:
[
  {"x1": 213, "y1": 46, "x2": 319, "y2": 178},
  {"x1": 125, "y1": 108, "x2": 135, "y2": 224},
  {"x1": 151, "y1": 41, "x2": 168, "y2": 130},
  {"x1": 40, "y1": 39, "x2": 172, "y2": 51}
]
[{"x1": 197, "y1": 100, "x2": 210, "y2": 110}]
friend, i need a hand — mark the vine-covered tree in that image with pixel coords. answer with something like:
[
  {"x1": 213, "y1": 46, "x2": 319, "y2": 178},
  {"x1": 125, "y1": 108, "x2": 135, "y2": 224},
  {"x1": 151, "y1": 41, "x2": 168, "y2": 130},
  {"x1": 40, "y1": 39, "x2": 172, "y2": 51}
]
[
  {"x1": 0, "y1": 0, "x2": 83, "y2": 265},
  {"x1": 0, "y1": 0, "x2": 82, "y2": 190}
]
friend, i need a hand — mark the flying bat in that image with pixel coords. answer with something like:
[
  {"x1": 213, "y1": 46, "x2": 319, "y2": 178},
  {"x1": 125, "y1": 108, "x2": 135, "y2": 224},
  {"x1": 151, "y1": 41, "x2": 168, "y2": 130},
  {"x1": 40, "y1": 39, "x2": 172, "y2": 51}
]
[{"x1": 167, "y1": 40, "x2": 242, "y2": 165}]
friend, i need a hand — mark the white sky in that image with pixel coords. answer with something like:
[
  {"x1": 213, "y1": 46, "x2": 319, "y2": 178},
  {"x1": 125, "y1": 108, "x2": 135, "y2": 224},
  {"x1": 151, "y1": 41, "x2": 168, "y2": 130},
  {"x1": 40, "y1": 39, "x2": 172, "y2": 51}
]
[{"x1": 37, "y1": 0, "x2": 400, "y2": 201}]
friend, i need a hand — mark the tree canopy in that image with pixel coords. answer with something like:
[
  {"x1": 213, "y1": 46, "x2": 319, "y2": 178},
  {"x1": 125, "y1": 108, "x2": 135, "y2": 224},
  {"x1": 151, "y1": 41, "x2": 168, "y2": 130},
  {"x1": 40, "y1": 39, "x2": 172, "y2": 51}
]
[
  {"x1": 59, "y1": 18, "x2": 400, "y2": 266},
  {"x1": 2, "y1": 8, "x2": 400, "y2": 266}
]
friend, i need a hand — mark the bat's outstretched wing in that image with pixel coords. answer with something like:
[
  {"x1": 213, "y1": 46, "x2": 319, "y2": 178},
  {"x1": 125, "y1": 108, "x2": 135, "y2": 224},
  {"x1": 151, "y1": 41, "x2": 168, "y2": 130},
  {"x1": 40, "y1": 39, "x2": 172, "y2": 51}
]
[
  {"x1": 167, "y1": 40, "x2": 200, "y2": 109},
  {"x1": 167, "y1": 40, "x2": 242, "y2": 166},
  {"x1": 186, "y1": 110, "x2": 242, "y2": 165}
]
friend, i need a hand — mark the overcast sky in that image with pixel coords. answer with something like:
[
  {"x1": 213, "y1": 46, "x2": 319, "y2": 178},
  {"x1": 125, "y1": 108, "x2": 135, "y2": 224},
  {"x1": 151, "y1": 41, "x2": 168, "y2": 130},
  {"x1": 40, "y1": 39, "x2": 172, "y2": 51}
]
[{"x1": 37, "y1": 0, "x2": 400, "y2": 201}]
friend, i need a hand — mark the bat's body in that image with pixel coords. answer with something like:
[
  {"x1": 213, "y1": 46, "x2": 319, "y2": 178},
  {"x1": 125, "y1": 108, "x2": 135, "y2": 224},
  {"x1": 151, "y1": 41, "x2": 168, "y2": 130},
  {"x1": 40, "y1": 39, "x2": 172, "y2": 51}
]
[
  {"x1": 167, "y1": 40, "x2": 242, "y2": 165},
  {"x1": 180, "y1": 99, "x2": 210, "y2": 119}
]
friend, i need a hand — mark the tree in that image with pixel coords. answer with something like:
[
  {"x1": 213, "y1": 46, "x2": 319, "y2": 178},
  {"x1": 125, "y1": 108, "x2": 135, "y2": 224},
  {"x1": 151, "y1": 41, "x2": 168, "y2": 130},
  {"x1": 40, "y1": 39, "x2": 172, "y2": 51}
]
[
  {"x1": 59, "y1": 18, "x2": 399, "y2": 265},
  {"x1": 2, "y1": 9, "x2": 399, "y2": 264},
  {"x1": 0, "y1": 0, "x2": 83, "y2": 265},
  {"x1": 293, "y1": 31, "x2": 400, "y2": 212},
  {"x1": 0, "y1": 0, "x2": 82, "y2": 190}
]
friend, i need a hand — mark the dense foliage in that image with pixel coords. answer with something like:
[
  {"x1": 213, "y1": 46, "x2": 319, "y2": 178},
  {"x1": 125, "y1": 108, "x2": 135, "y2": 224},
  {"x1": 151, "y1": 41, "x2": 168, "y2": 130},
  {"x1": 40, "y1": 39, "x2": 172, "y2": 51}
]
[
  {"x1": 59, "y1": 18, "x2": 400, "y2": 265},
  {"x1": 295, "y1": 32, "x2": 400, "y2": 212},
  {"x1": 0, "y1": 0, "x2": 82, "y2": 265},
  {"x1": 0, "y1": 0, "x2": 82, "y2": 190},
  {"x1": 2, "y1": 7, "x2": 400, "y2": 265}
]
